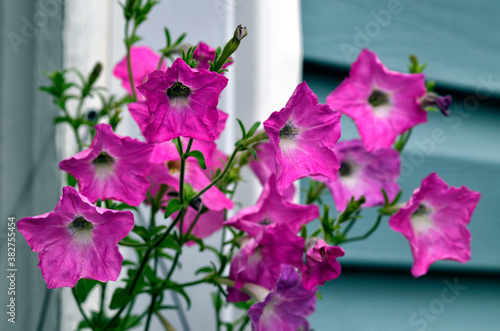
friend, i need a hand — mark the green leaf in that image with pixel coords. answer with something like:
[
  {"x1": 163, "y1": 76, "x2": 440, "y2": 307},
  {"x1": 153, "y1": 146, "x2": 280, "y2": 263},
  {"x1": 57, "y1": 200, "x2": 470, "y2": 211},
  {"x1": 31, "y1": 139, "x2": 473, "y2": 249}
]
[
  {"x1": 310, "y1": 228, "x2": 322, "y2": 237},
  {"x1": 119, "y1": 314, "x2": 142, "y2": 330},
  {"x1": 74, "y1": 279, "x2": 100, "y2": 303},
  {"x1": 78, "y1": 320, "x2": 89, "y2": 330},
  {"x1": 156, "y1": 236, "x2": 182, "y2": 253},
  {"x1": 300, "y1": 224, "x2": 308, "y2": 240},
  {"x1": 183, "y1": 234, "x2": 204, "y2": 249},
  {"x1": 66, "y1": 173, "x2": 78, "y2": 187},
  {"x1": 173, "y1": 32, "x2": 187, "y2": 47},
  {"x1": 232, "y1": 299, "x2": 255, "y2": 310},
  {"x1": 246, "y1": 147, "x2": 258, "y2": 160},
  {"x1": 161, "y1": 281, "x2": 192, "y2": 309},
  {"x1": 150, "y1": 225, "x2": 166, "y2": 237},
  {"x1": 164, "y1": 198, "x2": 183, "y2": 218},
  {"x1": 246, "y1": 121, "x2": 261, "y2": 138},
  {"x1": 195, "y1": 266, "x2": 214, "y2": 275},
  {"x1": 122, "y1": 260, "x2": 136, "y2": 267},
  {"x1": 112, "y1": 202, "x2": 139, "y2": 212},
  {"x1": 110, "y1": 287, "x2": 134, "y2": 310},
  {"x1": 185, "y1": 150, "x2": 206, "y2": 169},
  {"x1": 164, "y1": 27, "x2": 172, "y2": 46},
  {"x1": 381, "y1": 188, "x2": 389, "y2": 205},
  {"x1": 212, "y1": 292, "x2": 223, "y2": 312},
  {"x1": 236, "y1": 118, "x2": 246, "y2": 137},
  {"x1": 144, "y1": 265, "x2": 158, "y2": 285},
  {"x1": 132, "y1": 225, "x2": 150, "y2": 242}
]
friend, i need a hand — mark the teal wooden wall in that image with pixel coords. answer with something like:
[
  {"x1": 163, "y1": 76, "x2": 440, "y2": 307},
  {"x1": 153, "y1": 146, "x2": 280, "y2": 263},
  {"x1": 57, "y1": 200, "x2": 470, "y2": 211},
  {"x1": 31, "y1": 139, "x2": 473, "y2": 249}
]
[{"x1": 301, "y1": 1, "x2": 500, "y2": 330}]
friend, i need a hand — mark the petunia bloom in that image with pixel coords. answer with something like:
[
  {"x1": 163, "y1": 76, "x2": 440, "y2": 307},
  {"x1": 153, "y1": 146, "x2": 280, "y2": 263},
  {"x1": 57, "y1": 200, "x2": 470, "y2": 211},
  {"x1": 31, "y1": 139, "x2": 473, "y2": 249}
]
[
  {"x1": 248, "y1": 264, "x2": 317, "y2": 331},
  {"x1": 137, "y1": 58, "x2": 228, "y2": 143},
  {"x1": 59, "y1": 124, "x2": 154, "y2": 206},
  {"x1": 324, "y1": 139, "x2": 400, "y2": 212},
  {"x1": 326, "y1": 48, "x2": 427, "y2": 151},
  {"x1": 128, "y1": 101, "x2": 229, "y2": 150},
  {"x1": 302, "y1": 238, "x2": 345, "y2": 290},
  {"x1": 249, "y1": 142, "x2": 295, "y2": 200},
  {"x1": 227, "y1": 224, "x2": 305, "y2": 302},
  {"x1": 112, "y1": 46, "x2": 166, "y2": 99},
  {"x1": 388, "y1": 173, "x2": 481, "y2": 277},
  {"x1": 263, "y1": 81, "x2": 342, "y2": 193},
  {"x1": 193, "y1": 41, "x2": 233, "y2": 71},
  {"x1": 226, "y1": 174, "x2": 318, "y2": 236},
  {"x1": 17, "y1": 186, "x2": 134, "y2": 288}
]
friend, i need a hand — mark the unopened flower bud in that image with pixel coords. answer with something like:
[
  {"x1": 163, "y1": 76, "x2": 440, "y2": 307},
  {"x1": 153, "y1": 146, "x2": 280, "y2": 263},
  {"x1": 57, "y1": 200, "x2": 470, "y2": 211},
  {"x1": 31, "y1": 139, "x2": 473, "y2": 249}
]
[
  {"x1": 420, "y1": 92, "x2": 452, "y2": 116},
  {"x1": 234, "y1": 25, "x2": 247, "y2": 41},
  {"x1": 305, "y1": 237, "x2": 320, "y2": 251},
  {"x1": 214, "y1": 25, "x2": 247, "y2": 72}
]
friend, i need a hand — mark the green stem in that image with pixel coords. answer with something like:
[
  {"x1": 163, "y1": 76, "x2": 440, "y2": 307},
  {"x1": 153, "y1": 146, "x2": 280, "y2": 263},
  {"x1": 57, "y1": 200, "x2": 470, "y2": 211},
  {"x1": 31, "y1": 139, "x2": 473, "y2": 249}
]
[
  {"x1": 395, "y1": 128, "x2": 413, "y2": 153},
  {"x1": 165, "y1": 252, "x2": 180, "y2": 281},
  {"x1": 72, "y1": 123, "x2": 83, "y2": 152},
  {"x1": 183, "y1": 206, "x2": 205, "y2": 241},
  {"x1": 125, "y1": 19, "x2": 137, "y2": 101},
  {"x1": 156, "y1": 55, "x2": 165, "y2": 70},
  {"x1": 120, "y1": 299, "x2": 136, "y2": 330},
  {"x1": 241, "y1": 130, "x2": 268, "y2": 148},
  {"x1": 306, "y1": 182, "x2": 326, "y2": 205},
  {"x1": 128, "y1": 209, "x2": 186, "y2": 295},
  {"x1": 98, "y1": 282, "x2": 107, "y2": 323},
  {"x1": 106, "y1": 210, "x2": 187, "y2": 329},
  {"x1": 342, "y1": 214, "x2": 383, "y2": 244},
  {"x1": 154, "y1": 311, "x2": 177, "y2": 331},
  {"x1": 144, "y1": 293, "x2": 158, "y2": 331},
  {"x1": 151, "y1": 184, "x2": 168, "y2": 230},
  {"x1": 72, "y1": 287, "x2": 93, "y2": 329},
  {"x1": 190, "y1": 147, "x2": 239, "y2": 202},
  {"x1": 175, "y1": 138, "x2": 192, "y2": 204}
]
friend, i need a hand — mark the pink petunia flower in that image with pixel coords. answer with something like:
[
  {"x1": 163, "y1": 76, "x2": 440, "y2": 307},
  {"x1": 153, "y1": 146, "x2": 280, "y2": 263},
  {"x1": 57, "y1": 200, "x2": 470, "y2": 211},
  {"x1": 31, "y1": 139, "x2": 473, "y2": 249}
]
[
  {"x1": 17, "y1": 186, "x2": 134, "y2": 288},
  {"x1": 324, "y1": 139, "x2": 400, "y2": 212},
  {"x1": 227, "y1": 224, "x2": 305, "y2": 302},
  {"x1": 248, "y1": 264, "x2": 317, "y2": 331},
  {"x1": 137, "y1": 58, "x2": 228, "y2": 143},
  {"x1": 193, "y1": 41, "x2": 233, "y2": 71},
  {"x1": 263, "y1": 82, "x2": 342, "y2": 193},
  {"x1": 249, "y1": 142, "x2": 295, "y2": 200},
  {"x1": 326, "y1": 48, "x2": 427, "y2": 151},
  {"x1": 226, "y1": 174, "x2": 318, "y2": 236},
  {"x1": 302, "y1": 238, "x2": 345, "y2": 290},
  {"x1": 388, "y1": 173, "x2": 481, "y2": 277},
  {"x1": 59, "y1": 124, "x2": 154, "y2": 206},
  {"x1": 112, "y1": 46, "x2": 166, "y2": 99}
]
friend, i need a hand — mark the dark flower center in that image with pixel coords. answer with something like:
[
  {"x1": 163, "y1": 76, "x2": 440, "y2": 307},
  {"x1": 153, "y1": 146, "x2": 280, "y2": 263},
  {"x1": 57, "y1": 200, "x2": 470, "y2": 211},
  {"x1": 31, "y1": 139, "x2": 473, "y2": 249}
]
[
  {"x1": 279, "y1": 122, "x2": 298, "y2": 139},
  {"x1": 339, "y1": 162, "x2": 352, "y2": 177},
  {"x1": 166, "y1": 81, "x2": 191, "y2": 99},
  {"x1": 166, "y1": 160, "x2": 182, "y2": 174},
  {"x1": 413, "y1": 204, "x2": 431, "y2": 216},
  {"x1": 92, "y1": 152, "x2": 114, "y2": 165},
  {"x1": 259, "y1": 218, "x2": 272, "y2": 225},
  {"x1": 368, "y1": 89, "x2": 389, "y2": 107},
  {"x1": 189, "y1": 197, "x2": 203, "y2": 211},
  {"x1": 68, "y1": 216, "x2": 93, "y2": 233}
]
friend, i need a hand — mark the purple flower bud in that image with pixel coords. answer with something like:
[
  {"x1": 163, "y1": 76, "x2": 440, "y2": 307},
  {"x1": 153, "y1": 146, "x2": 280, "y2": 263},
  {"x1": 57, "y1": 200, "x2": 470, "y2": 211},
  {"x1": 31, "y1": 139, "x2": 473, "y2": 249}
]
[{"x1": 420, "y1": 92, "x2": 452, "y2": 116}]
